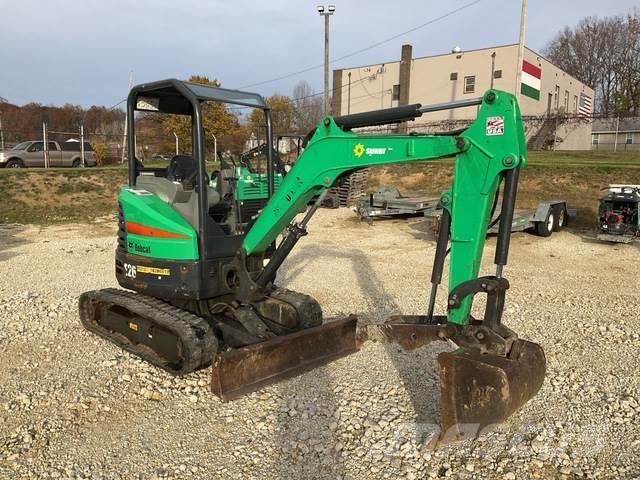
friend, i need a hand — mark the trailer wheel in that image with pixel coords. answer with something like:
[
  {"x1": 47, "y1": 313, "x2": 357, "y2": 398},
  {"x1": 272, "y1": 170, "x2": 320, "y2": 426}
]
[
  {"x1": 552, "y1": 204, "x2": 567, "y2": 231},
  {"x1": 535, "y1": 210, "x2": 554, "y2": 237}
]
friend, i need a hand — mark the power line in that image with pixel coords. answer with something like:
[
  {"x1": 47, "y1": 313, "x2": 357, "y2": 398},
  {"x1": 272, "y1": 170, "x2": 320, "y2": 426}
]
[
  {"x1": 106, "y1": 98, "x2": 127, "y2": 111},
  {"x1": 237, "y1": 0, "x2": 483, "y2": 90}
]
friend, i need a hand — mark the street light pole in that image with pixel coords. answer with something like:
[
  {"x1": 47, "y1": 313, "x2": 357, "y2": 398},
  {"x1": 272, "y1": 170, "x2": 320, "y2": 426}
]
[
  {"x1": 515, "y1": 0, "x2": 528, "y2": 101},
  {"x1": 173, "y1": 132, "x2": 179, "y2": 155},
  {"x1": 318, "y1": 5, "x2": 335, "y2": 115}
]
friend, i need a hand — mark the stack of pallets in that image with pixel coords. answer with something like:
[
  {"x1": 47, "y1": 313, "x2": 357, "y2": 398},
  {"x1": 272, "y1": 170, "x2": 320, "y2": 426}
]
[{"x1": 329, "y1": 169, "x2": 370, "y2": 206}]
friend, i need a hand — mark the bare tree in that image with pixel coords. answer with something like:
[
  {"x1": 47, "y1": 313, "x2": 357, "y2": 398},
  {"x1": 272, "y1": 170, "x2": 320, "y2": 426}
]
[
  {"x1": 292, "y1": 81, "x2": 323, "y2": 133},
  {"x1": 544, "y1": 10, "x2": 640, "y2": 116}
]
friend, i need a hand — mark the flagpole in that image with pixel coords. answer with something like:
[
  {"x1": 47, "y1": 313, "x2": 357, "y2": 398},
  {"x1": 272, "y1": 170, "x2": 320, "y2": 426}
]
[{"x1": 515, "y1": 0, "x2": 528, "y2": 101}]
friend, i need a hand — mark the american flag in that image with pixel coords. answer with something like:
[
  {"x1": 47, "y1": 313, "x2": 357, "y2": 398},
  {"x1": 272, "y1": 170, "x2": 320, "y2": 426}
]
[
  {"x1": 578, "y1": 94, "x2": 592, "y2": 118},
  {"x1": 487, "y1": 117, "x2": 504, "y2": 128}
]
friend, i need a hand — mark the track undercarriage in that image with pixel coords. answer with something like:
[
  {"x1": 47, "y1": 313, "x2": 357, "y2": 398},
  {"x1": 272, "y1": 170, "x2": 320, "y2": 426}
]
[{"x1": 79, "y1": 286, "x2": 323, "y2": 375}]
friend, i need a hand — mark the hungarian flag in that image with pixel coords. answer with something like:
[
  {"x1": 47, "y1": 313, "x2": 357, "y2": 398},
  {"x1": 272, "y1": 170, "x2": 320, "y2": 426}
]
[{"x1": 521, "y1": 60, "x2": 541, "y2": 100}]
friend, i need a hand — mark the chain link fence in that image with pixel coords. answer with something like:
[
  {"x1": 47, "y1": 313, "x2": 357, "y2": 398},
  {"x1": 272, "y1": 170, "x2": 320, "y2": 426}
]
[{"x1": 1, "y1": 114, "x2": 638, "y2": 169}]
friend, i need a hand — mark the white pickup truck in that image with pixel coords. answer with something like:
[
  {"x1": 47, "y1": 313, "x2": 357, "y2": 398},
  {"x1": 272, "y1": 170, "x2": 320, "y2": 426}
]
[{"x1": 0, "y1": 140, "x2": 97, "y2": 168}]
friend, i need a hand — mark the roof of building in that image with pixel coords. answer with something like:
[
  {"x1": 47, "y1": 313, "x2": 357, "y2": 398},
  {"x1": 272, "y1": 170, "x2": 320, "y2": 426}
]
[
  {"x1": 593, "y1": 117, "x2": 640, "y2": 133},
  {"x1": 338, "y1": 43, "x2": 518, "y2": 71},
  {"x1": 336, "y1": 44, "x2": 591, "y2": 91}
]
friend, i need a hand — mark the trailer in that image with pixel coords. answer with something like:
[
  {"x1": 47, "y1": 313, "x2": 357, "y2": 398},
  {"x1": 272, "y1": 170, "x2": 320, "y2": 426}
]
[
  {"x1": 357, "y1": 185, "x2": 573, "y2": 237},
  {"x1": 354, "y1": 185, "x2": 440, "y2": 219}
]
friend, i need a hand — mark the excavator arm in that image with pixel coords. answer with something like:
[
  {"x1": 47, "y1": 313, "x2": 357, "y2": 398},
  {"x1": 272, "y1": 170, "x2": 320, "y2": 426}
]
[
  {"x1": 244, "y1": 89, "x2": 526, "y2": 325},
  {"x1": 212, "y1": 90, "x2": 545, "y2": 444}
]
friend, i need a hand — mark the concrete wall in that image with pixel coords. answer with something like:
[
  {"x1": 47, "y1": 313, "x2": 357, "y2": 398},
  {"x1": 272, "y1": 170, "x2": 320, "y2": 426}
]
[
  {"x1": 555, "y1": 121, "x2": 594, "y2": 150},
  {"x1": 333, "y1": 44, "x2": 595, "y2": 150}
]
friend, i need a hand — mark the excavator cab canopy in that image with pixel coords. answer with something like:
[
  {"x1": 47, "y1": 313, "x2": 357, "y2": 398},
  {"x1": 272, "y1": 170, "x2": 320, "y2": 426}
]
[
  {"x1": 129, "y1": 78, "x2": 268, "y2": 115},
  {"x1": 125, "y1": 79, "x2": 277, "y2": 261}
]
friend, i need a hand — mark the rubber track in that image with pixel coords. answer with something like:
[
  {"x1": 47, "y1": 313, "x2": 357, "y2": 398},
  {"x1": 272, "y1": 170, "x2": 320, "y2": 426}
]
[{"x1": 79, "y1": 288, "x2": 218, "y2": 375}]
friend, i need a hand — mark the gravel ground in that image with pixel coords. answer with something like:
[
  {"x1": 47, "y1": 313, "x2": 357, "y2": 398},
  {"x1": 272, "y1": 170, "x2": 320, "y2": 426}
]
[{"x1": 1, "y1": 210, "x2": 639, "y2": 480}]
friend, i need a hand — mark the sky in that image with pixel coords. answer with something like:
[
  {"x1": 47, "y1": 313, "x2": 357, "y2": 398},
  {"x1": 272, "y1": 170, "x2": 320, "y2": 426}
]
[{"x1": 0, "y1": 0, "x2": 636, "y2": 108}]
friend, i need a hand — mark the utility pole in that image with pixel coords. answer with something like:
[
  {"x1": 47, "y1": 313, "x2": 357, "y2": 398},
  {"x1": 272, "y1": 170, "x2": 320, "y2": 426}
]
[
  {"x1": 121, "y1": 70, "x2": 133, "y2": 163},
  {"x1": 490, "y1": 52, "x2": 497, "y2": 89},
  {"x1": 317, "y1": 5, "x2": 335, "y2": 115},
  {"x1": 515, "y1": 0, "x2": 528, "y2": 101},
  {"x1": 42, "y1": 122, "x2": 49, "y2": 168},
  {"x1": 0, "y1": 117, "x2": 4, "y2": 152},
  {"x1": 347, "y1": 71, "x2": 352, "y2": 115},
  {"x1": 173, "y1": 132, "x2": 179, "y2": 155},
  {"x1": 80, "y1": 124, "x2": 85, "y2": 167}
]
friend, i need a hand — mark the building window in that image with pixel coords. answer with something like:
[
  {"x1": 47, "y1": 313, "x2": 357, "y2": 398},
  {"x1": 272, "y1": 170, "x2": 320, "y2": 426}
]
[
  {"x1": 592, "y1": 134, "x2": 599, "y2": 145},
  {"x1": 564, "y1": 90, "x2": 569, "y2": 111},
  {"x1": 493, "y1": 70, "x2": 502, "y2": 79},
  {"x1": 626, "y1": 132, "x2": 634, "y2": 145},
  {"x1": 463, "y1": 75, "x2": 476, "y2": 94},
  {"x1": 392, "y1": 84, "x2": 400, "y2": 101},
  {"x1": 554, "y1": 85, "x2": 560, "y2": 109},
  {"x1": 450, "y1": 72, "x2": 458, "y2": 81},
  {"x1": 574, "y1": 95, "x2": 578, "y2": 113}
]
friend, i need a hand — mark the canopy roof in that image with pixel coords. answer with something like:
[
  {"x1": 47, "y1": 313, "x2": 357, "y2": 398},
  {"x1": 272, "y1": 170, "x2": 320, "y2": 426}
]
[{"x1": 129, "y1": 78, "x2": 267, "y2": 115}]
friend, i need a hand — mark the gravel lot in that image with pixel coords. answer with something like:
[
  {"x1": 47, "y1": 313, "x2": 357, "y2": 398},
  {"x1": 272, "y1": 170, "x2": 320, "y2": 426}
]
[{"x1": 1, "y1": 209, "x2": 639, "y2": 479}]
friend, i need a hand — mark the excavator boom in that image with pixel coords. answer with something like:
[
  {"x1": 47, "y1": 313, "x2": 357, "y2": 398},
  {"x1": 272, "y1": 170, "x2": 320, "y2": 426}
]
[
  {"x1": 211, "y1": 89, "x2": 545, "y2": 444},
  {"x1": 245, "y1": 89, "x2": 525, "y2": 324}
]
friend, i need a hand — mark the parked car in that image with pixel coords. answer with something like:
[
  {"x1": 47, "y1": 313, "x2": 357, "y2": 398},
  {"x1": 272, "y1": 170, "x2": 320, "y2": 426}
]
[
  {"x1": 0, "y1": 140, "x2": 97, "y2": 168},
  {"x1": 150, "y1": 154, "x2": 172, "y2": 162}
]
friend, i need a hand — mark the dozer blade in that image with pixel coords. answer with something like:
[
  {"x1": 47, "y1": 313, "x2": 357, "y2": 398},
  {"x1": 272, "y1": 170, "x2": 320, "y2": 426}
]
[
  {"x1": 211, "y1": 316, "x2": 359, "y2": 400},
  {"x1": 437, "y1": 339, "x2": 546, "y2": 444}
]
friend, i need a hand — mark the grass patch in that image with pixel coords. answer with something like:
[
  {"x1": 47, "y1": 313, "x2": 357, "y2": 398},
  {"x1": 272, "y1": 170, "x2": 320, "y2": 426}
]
[
  {"x1": 0, "y1": 168, "x2": 127, "y2": 224},
  {"x1": 0, "y1": 151, "x2": 638, "y2": 227}
]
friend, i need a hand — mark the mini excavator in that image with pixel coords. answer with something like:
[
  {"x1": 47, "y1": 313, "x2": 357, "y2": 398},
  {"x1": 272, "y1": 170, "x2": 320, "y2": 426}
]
[{"x1": 79, "y1": 79, "x2": 545, "y2": 444}]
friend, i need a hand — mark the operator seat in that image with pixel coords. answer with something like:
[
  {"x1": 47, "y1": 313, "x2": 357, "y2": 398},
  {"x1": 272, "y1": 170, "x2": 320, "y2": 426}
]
[
  {"x1": 167, "y1": 155, "x2": 199, "y2": 186},
  {"x1": 137, "y1": 155, "x2": 220, "y2": 229}
]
